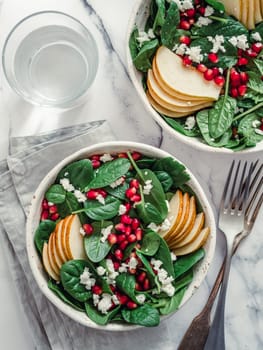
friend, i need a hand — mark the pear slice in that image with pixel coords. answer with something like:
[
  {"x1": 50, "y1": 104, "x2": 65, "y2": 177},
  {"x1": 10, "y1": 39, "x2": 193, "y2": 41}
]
[
  {"x1": 54, "y1": 218, "x2": 69, "y2": 263},
  {"x1": 247, "y1": 0, "x2": 255, "y2": 29},
  {"x1": 147, "y1": 91, "x2": 195, "y2": 118},
  {"x1": 171, "y1": 213, "x2": 206, "y2": 248},
  {"x1": 65, "y1": 214, "x2": 86, "y2": 260},
  {"x1": 159, "y1": 190, "x2": 184, "y2": 239},
  {"x1": 152, "y1": 57, "x2": 210, "y2": 102},
  {"x1": 61, "y1": 214, "x2": 74, "y2": 260},
  {"x1": 166, "y1": 192, "x2": 190, "y2": 243},
  {"x1": 172, "y1": 227, "x2": 210, "y2": 256},
  {"x1": 241, "y1": 0, "x2": 248, "y2": 27},
  {"x1": 42, "y1": 242, "x2": 59, "y2": 281},
  {"x1": 260, "y1": 0, "x2": 263, "y2": 21},
  {"x1": 50, "y1": 229, "x2": 64, "y2": 271},
  {"x1": 154, "y1": 46, "x2": 221, "y2": 100},
  {"x1": 255, "y1": 0, "x2": 263, "y2": 24},
  {"x1": 219, "y1": 0, "x2": 241, "y2": 20},
  {"x1": 47, "y1": 233, "x2": 60, "y2": 276},
  {"x1": 147, "y1": 69, "x2": 209, "y2": 108}
]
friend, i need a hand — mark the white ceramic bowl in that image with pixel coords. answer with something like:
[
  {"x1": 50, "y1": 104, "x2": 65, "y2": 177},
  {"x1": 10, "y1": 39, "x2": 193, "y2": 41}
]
[
  {"x1": 26, "y1": 141, "x2": 216, "y2": 331},
  {"x1": 126, "y1": 0, "x2": 263, "y2": 154}
]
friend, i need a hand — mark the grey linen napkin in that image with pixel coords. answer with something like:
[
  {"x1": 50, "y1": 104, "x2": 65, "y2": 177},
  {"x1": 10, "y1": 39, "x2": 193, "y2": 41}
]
[{"x1": 0, "y1": 120, "x2": 172, "y2": 350}]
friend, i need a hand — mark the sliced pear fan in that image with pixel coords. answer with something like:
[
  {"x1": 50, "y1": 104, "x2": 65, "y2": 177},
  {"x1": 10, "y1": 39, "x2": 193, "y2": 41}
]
[
  {"x1": 42, "y1": 242, "x2": 59, "y2": 281},
  {"x1": 172, "y1": 227, "x2": 210, "y2": 256}
]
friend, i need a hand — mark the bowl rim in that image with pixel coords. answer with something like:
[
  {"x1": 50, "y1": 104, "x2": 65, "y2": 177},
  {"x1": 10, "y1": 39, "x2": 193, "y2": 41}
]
[
  {"x1": 125, "y1": 0, "x2": 263, "y2": 155},
  {"x1": 26, "y1": 141, "x2": 216, "y2": 331}
]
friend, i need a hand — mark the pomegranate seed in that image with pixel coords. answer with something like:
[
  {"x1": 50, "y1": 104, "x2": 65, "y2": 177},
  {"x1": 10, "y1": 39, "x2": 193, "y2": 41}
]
[
  {"x1": 194, "y1": 0, "x2": 200, "y2": 4},
  {"x1": 115, "y1": 223, "x2": 126, "y2": 232},
  {"x1": 129, "y1": 179, "x2": 139, "y2": 189},
  {"x1": 135, "y1": 228, "x2": 143, "y2": 241},
  {"x1": 92, "y1": 159, "x2": 101, "y2": 169},
  {"x1": 50, "y1": 213, "x2": 59, "y2": 221},
  {"x1": 197, "y1": 64, "x2": 207, "y2": 73},
  {"x1": 49, "y1": 205, "x2": 57, "y2": 215},
  {"x1": 117, "y1": 234, "x2": 126, "y2": 243},
  {"x1": 237, "y1": 48, "x2": 243, "y2": 56},
  {"x1": 230, "y1": 88, "x2": 239, "y2": 98},
  {"x1": 143, "y1": 278, "x2": 150, "y2": 290},
  {"x1": 121, "y1": 214, "x2": 133, "y2": 225},
  {"x1": 108, "y1": 233, "x2": 117, "y2": 245},
  {"x1": 130, "y1": 194, "x2": 141, "y2": 202},
  {"x1": 179, "y1": 20, "x2": 191, "y2": 30},
  {"x1": 83, "y1": 223, "x2": 93, "y2": 235},
  {"x1": 118, "y1": 294, "x2": 129, "y2": 305},
  {"x1": 230, "y1": 69, "x2": 240, "y2": 83},
  {"x1": 126, "y1": 301, "x2": 138, "y2": 309},
  {"x1": 119, "y1": 240, "x2": 129, "y2": 251},
  {"x1": 42, "y1": 199, "x2": 49, "y2": 210},
  {"x1": 131, "y1": 152, "x2": 141, "y2": 161},
  {"x1": 92, "y1": 285, "x2": 102, "y2": 295},
  {"x1": 86, "y1": 190, "x2": 99, "y2": 200},
  {"x1": 214, "y1": 75, "x2": 225, "y2": 87},
  {"x1": 135, "y1": 282, "x2": 142, "y2": 291},
  {"x1": 125, "y1": 202, "x2": 131, "y2": 212},
  {"x1": 246, "y1": 49, "x2": 258, "y2": 58},
  {"x1": 198, "y1": 6, "x2": 206, "y2": 15},
  {"x1": 179, "y1": 35, "x2": 191, "y2": 45},
  {"x1": 186, "y1": 8, "x2": 196, "y2": 17},
  {"x1": 118, "y1": 153, "x2": 128, "y2": 158},
  {"x1": 113, "y1": 261, "x2": 120, "y2": 270},
  {"x1": 260, "y1": 123, "x2": 263, "y2": 131},
  {"x1": 212, "y1": 67, "x2": 220, "y2": 77},
  {"x1": 91, "y1": 155, "x2": 100, "y2": 161},
  {"x1": 131, "y1": 218, "x2": 140, "y2": 230},
  {"x1": 129, "y1": 267, "x2": 137, "y2": 275},
  {"x1": 125, "y1": 187, "x2": 137, "y2": 199},
  {"x1": 238, "y1": 85, "x2": 247, "y2": 96},
  {"x1": 208, "y1": 52, "x2": 219, "y2": 63},
  {"x1": 127, "y1": 234, "x2": 137, "y2": 243},
  {"x1": 189, "y1": 18, "x2": 195, "y2": 25},
  {"x1": 232, "y1": 127, "x2": 238, "y2": 138},
  {"x1": 182, "y1": 56, "x2": 192, "y2": 66},
  {"x1": 203, "y1": 69, "x2": 214, "y2": 81},
  {"x1": 124, "y1": 225, "x2": 132, "y2": 236},
  {"x1": 252, "y1": 42, "x2": 263, "y2": 53},
  {"x1": 240, "y1": 72, "x2": 249, "y2": 84},
  {"x1": 130, "y1": 252, "x2": 137, "y2": 258},
  {"x1": 114, "y1": 249, "x2": 123, "y2": 260},
  {"x1": 41, "y1": 210, "x2": 49, "y2": 221},
  {"x1": 97, "y1": 189, "x2": 107, "y2": 198},
  {"x1": 237, "y1": 57, "x2": 248, "y2": 66},
  {"x1": 137, "y1": 271, "x2": 147, "y2": 283}
]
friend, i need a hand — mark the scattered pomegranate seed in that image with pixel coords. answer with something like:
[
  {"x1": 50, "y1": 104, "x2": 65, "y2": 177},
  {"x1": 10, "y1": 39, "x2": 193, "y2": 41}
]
[
  {"x1": 237, "y1": 57, "x2": 248, "y2": 66},
  {"x1": 240, "y1": 72, "x2": 249, "y2": 84},
  {"x1": 179, "y1": 20, "x2": 191, "y2": 30},
  {"x1": 129, "y1": 179, "x2": 139, "y2": 189},
  {"x1": 203, "y1": 69, "x2": 214, "y2": 81},
  {"x1": 230, "y1": 88, "x2": 239, "y2": 98},
  {"x1": 115, "y1": 223, "x2": 126, "y2": 232},
  {"x1": 83, "y1": 223, "x2": 93, "y2": 235},
  {"x1": 130, "y1": 252, "x2": 137, "y2": 258},
  {"x1": 212, "y1": 67, "x2": 220, "y2": 77},
  {"x1": 113, "y1": 261, "x2": 120, "y2": 270},
  {"x1": 189, "y1": 18, "x2": 195, "y2": 25},
  {"x1": 110, "y1": 284, "x2": 116, "y2": 292},
  {"x1": 237, "y1": 48, "x2": 243, "y2": 56},
  {"x1": 114, "y1": 249, "x2": 123, "y2": 260},
  {"x1": 143, "y1": 278, "x2": 150, "y2": 290},
  {"x1": 42, "y1": 199, "x2": 49, "y2": 210},
  {"x1": 129, "y1": 267, "x2": 137, "y2": 275},
  {"x1": 125, "y1": 187, "x2": 137, "y2": 199},
  {"x1": 238, "y1": 85, "x2": 247, "y2": 96},
  {"x1": 119, "y1": 240, "x2": 129, "y2": 251},
  {"x1": 246, "y1": 49, "x2": 258, "y2": 58},
  {"x1": 92, "y1": 285, "x2": 102, "y2": 295},
  {"x1": 117, "y1": 234, "x2": 126, "y2": 243},
  {"x1": 182, "y1": 56, "x2": 192, "y2": 66},
  {"x1": 86, "y1": 190, "x2": 99, "y2": 200},
  {"x1": 97, "y1": 189, "x2": 107, "y2": 198},
  {"x1": 208, "y1": 52, "x2": 219, "y2": 63},
  {"x1": 179, "y1": 35, "x2": 191, "y2": 45},
  {"x1": 230, "y1": 69, "x2": 240, "y2": 84},
  {"x1": 91, "y1": 155, "x2": 100, "y2": 161},
  {"x1": 135, "y1": 227, "x2": 143, "y2": 241},
  {"x1": 251, "y1": 42, "x2": 263, "y2": 53},
  {"x1": 49, "y1": 205, "x2": 58, "y2": 215},
  {"x1": 121, "y1": 214, "x2": 133, "y2": 225},
  {"x1": 108, "y1": 233, "x2": 118, "y2": 245},
  {"x1": 91, "y1": 159, "x2": 101, "y2": 169},
  {"x1": 232, "y1": 127, "x2": 238, "y2": 138},
  {"x1": 50, "y1": 213, "x2": 59, "y2": 221},
  {"x1": 131, "y1": 218, "x2": 140, "y2": 230},
  {"x1": 198, "y1": 6, "x2": 206, "y2": 15},
  {"x1": 125, "y1": 202, "x2": 131, "y2": 212},
  {"x1": 197, "y1": 63, "x2": 207, "y2": 73},
  {"x1": 41, "y1": 210, "x2": 49, "y2": 221},
  {"x1": 126, "y1": 301, "x2": 138, "y2": 309},
  {"x1": 118, "y1": 294, "x2": 129, "y2": 305},
  {"x1": 186, "y1": 8, "x2": 196, "y2": 18},
  {"x1": 137, "y1": 271, "x2": 147, "y2": 283},
  {"x1": 131, "y1": 152, "x2": 141, "y2": 161},
  {"x1": 214, "y1": 75, "x2": 225, "y2": 87},
  {"x1": 135, "y1": 282, "x2": 142, "y2": 291},
  {"x1": 130, "y1": 194, "x2": 141, "y2": 202},
  {"x1": 118, "y1": 153, "x2": 128, "y2": 158},
  {"x1": 127, "y1": 234, "x2": 137, "y2": 243},
  {"x1": 260, "y1": 123, "x2": 263, "y2": 131}
]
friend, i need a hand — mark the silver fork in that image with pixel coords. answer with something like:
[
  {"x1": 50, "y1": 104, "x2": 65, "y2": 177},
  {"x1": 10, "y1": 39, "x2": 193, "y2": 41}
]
[
  {"x1": 203, "y1": 160, "x2": 255, "y2": 350},
  {"x1": 178, "y1": 161, "x2": 263, "y2": 350}
]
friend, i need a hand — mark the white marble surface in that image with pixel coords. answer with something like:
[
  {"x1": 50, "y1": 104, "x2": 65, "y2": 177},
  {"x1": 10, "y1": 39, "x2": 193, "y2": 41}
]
[{"x1": 0, "y1": 0, "x2": 262, "y2": 349}]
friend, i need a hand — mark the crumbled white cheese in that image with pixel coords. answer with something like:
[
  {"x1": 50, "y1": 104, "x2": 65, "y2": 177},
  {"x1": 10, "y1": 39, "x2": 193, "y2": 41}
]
[
  {"x1": 118, "y1": 264, "x2": 128, "y2": 273},
  {"x1": 195, "y1": 16, "x2": 212, "y2": 27},
  {"x1": 252, "y1": 120, "x2": 261, "y2": 128},
  {"x1": 251, "y1": 32, "x2": 262, "y2": 42},
  {"x1": 110, "y1": 177, "x2": 125, "y2": 188},
  {"x1": 105, "y1": 259, "x2": 119, "y2": 284},
  {"x1": 74, "y1": 190, "x2": 86, "y2": 203},
  {"x1": 147, "y1": 222, "x2": 159, "y2": 232},
  {"x1": 208, "y1": 35, "x2": 226, "y2": 53},
  {"x1": 97, "y1": 293, "x2": 113, "y2": 314},
  {"x1": 128, "y1": 257, "x2": 138, "y2": 270},
  {"x1": 80, "y1": 267, "x2": 96, "y2": 290},
  {"x1": 100, "y1": 225, "x2": 113, "y2": 243},
  {"x1": 151, "y1": 258, "x2": 163, "y2": 270},
  {"x1": 48, "y1": 202, "x2": 54, "y2": 206},
  {"x1": 111, "y1": 294, "x2": 120, "y2": 305},
  {"x1": 171, "y1": 0, "x2": 194, "y2": 11},
  {"x1": 186, "y1": 46, "x2": 204, "y2": 63},
  {"x1": 229, "y1": 35, "x2": 249, "y2": 50},
  {"x1": 184, "y1": 116, "x2": 196, "y2": 130},
  {"x1": 100, "y1": 153, "x2": 114, "y2": 163},
  {"x1": 161, "y1": 283, "x2": 175, "y2": 297},
  {"x1": 136, "y1": 294, "x2": 146, "y2": 304},
  {"x1": 96, "y1": 266, "x2": 106, "y2": 276},
  {"x1": 147, "y1": 28, "x2": 155, "y2": 39},
  {"x1": 171, "y1": 252, "x2": 177, "y2": 261},
  {"x1": 204, "y1": 5, "x2": 214, "y2": 17},
  {"x1": 151, "y1": 258, "x2": 175, "y2": 297},
  {"x1": 136, "y1": 29, "x2": 156, "y2": 47},
  {"x1": 255, "y1": 128, "x2": 263, "y2": 136},
  {"x1": 143, "y1": 179, "x2": 153, "y2": 195},
  {"x1": 159, "y1": 218, "x2": 172, "y2": 231},
  {"x1": 174, "y1": 43, "x2": 188, "y2": 56},
  {"x1": 79, "y1": 228, "x2": 86, "y2": 236},
  {"x1": 118, "y1": 204, "x2": 127, "y2": 216},
  {"x1": 96, "y1": 193, "x2": 105, "y2": 205},
  {"x1": 60, "y1": 178, "x2": 75, "y2": 192},
  {"x1": 93, "y1": 294, "x2": 100, "y2": 306}
]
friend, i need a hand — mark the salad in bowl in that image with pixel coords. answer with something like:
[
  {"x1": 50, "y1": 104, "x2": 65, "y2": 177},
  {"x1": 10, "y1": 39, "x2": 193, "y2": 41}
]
[
  {"x1": 127, "y1": 0, "x2": 263, "y2": 152},
  {"x1": 27, "y1": 142, "x2": 216, "y2": 330}
]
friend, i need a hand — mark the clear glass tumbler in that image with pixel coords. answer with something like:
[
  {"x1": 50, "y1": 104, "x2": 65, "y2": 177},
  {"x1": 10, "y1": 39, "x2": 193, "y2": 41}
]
[{"x1": 2, "y1": 11, "x2": 99, "y2": 109}]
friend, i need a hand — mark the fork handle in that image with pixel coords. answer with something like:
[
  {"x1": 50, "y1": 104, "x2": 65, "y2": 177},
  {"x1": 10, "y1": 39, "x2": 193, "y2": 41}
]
[{"x1": 204, "y1": 243, "x2": 233, "y2": 350}]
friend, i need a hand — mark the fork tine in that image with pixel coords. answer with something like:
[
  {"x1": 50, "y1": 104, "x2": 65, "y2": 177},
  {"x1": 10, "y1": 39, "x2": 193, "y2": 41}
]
[
  {"x1": 228, "y1": 160, "x2": 241, "y2": 209},
  {"x1": 220, "y1": 160, "x2": 235, "y2": 211},
  {"x1": 236, "y1": 161, "x2": 247, "y2": 209},
  {"x1": 246, "y1": 176, "x2": 263, "y2": 220},
  {"x1": 238, "y1": 162, "x2": 254, "y2": 212}
]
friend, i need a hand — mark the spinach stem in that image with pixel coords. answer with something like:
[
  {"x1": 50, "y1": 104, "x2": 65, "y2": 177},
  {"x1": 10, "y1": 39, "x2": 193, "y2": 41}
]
[
  {"x1": 233, "y1": 101, "x2": 263, "y2": 121},
  {"x1": 127, "y1": 151, "x2": 143, "y2": 179},
  {"x1": 208, "y1": 15, "x2": 228, "y2": 23},
  {"x1": 223, "y1": 67, "x2": 231, "y2": 103}
]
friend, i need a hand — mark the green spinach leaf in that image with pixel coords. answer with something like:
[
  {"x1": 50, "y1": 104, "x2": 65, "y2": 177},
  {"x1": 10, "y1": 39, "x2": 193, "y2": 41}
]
[
  {"x1": 174, "y1": 248, "x2": 205, "y2": 280},
  {"x1": 154, "y1": 170, "x2": 173, "y2": 192},
  {"x1": 121, "y1": 304, "x2": 160, "y2": 327},
  {"x1": 154, "y1": 236, "x2": 175, "y2": 279},
  {"x1": 163, "y1": 116, "x2": 200, "y2": 137},
  {"x1": 34, "y1": 220, "x2": 56, "y2": 254},
  {"x1": 85, "y1": 303, "x2": 120, "y2": 325},
  {"x1": 158, "y1": 286, "x2": 187, "y2": 315},
  {"x1": 138, "y1": 230, "x2": 161, "y2": 256},
  {"x1": 80, "y1": 195, "x2": 121, "y2": 221},
  {"x1": 129, "y1": 27, "x2": 139, "y2": 60},
  {"x1": 57, "y1": 192, "x2": 81, "y2": 218},
  {"x1": 45, "y1": 184, "x2": 66, "y2": 204},
  {"x1": 205, "y1": 0, "x2": 225, "y2": 12},
  {"x1": 152, "y1": 0, "x2": 166, "y2": 32},
  {"x1": 238, "y1": 113, "x2": 263, "y2": 146},
  {"x1": 115, "y1": 273, "x2": 138, "y2": 303},
  {"x1": 133, "y1": 39, "x2": 159, "y2": 72},
  {"x1": 161, "y1": 2, "x2": 180, "y2": 49}
]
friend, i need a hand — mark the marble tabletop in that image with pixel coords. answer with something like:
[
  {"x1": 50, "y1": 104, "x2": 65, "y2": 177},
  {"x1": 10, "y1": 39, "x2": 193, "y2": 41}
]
[{"x1": 0, "y1": 0, "x2": 262, "y2": 349}]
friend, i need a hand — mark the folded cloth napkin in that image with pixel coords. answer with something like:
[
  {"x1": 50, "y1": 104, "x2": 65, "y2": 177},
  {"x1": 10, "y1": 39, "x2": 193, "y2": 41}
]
[{"x1": 0, "y1": 120, "x2": 173, "y2": 350}]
